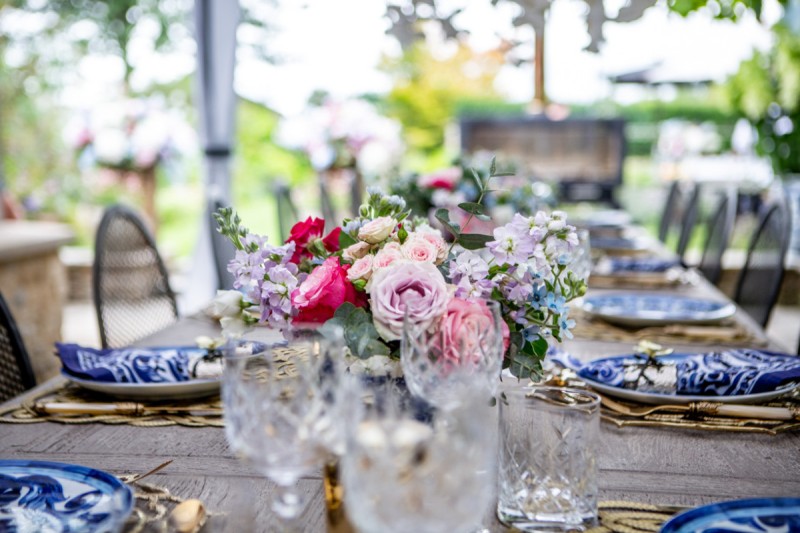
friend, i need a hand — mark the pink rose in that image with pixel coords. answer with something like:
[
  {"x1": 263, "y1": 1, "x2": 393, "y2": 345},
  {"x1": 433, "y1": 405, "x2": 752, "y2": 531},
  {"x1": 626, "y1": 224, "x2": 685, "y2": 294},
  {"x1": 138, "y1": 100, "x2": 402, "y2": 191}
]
[
  {"x1": 343, "y1": 241, "x2": 371, "y2": 262},
  {"x1": 439, "y1": 298, "x2": 510, "y2": 364},
  {"x1": 417, "y1": 167, "x2": 461, "y2": 191},
  {"x1": 410, "y1": 230, "x2": 447, "y2": 264},
  {"x1": 291, "y1": 257, "x2": 366, "y2": 323},
  {"x1": 401, "y1": 236, "x2": 437, "y2": 263},
  {"x1": 373, "y1": 244, "x2": 404, "y2": 270},
  {"x1": 348, "y1": 255, "x2": 374, "y2": 282},
  {"x1": 369, "y1": 261, "x2": 451, "y2": 341}
]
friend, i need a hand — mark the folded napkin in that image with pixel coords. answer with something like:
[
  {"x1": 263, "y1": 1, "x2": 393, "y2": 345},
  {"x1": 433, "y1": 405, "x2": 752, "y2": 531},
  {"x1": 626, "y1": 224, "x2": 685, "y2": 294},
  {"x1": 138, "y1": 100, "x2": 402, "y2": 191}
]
[
  {"x1": 607, "y1": 257, "x2": 679, "y2": 273},
  {"x1": 57, "y1": 343, "x2": 200, "y2": 383},
  {"x1": 562, "y1": 349, "x2": 800, "y2": 397}
]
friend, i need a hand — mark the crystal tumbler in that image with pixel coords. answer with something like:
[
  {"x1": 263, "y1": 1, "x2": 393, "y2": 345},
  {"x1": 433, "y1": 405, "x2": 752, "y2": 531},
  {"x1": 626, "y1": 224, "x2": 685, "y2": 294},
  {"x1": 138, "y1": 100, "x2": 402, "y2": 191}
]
[{"x1": 497, "y1": 386, "x2": 600, "y2": 531}]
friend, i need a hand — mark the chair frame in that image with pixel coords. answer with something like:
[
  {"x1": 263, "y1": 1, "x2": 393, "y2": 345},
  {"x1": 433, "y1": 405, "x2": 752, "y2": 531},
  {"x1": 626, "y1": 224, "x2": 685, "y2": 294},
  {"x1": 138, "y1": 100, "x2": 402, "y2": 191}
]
[
  {"x1": 676, "y1": 184, "x2": 701, "y2": 264},
  {"x1": 732, "y1": 198, "x2": 791, "y2": 328},
  {"x1": 698, "y1": 190, "x2": 736, "y2": 286},
  {"x1": 658, "y1": 181, "x2": 682, "y2": 243},
  {"x1": 0, "y1": 292, "x2": 36, "y2": 395},
  {"x1": 210, "y1": 199, "x2": 236, "y2": 291},
  {"x1": 93, "y1": 204, "x2": 178, "y2": 349}
]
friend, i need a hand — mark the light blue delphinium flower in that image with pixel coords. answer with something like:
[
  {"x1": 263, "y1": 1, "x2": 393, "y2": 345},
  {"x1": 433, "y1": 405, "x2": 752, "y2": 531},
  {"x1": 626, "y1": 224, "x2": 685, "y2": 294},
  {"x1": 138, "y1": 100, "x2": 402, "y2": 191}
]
[{"x1": 544, "y1": 292, "x2": 566, "y2": 314}]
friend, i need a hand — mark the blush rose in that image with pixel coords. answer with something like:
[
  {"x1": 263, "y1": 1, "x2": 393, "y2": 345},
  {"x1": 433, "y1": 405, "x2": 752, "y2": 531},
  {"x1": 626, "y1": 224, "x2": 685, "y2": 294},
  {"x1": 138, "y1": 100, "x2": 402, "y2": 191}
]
[{"x1": 369, "y1": 261, "x2": 450, "y2": 341}]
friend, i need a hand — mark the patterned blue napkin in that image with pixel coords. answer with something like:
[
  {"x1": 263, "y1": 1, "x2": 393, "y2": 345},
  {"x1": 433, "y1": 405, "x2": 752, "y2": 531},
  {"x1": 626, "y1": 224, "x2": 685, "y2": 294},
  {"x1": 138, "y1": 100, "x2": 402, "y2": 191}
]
[
  {"x1": 559, "y1": 349, "x2": 800, "y2": 396},
  {"x1": 608, "y1": 257, "x2": 679, "y2": 273},
  {"x1": 57, "y1": 343, "x2": 199, "y2": 383}
]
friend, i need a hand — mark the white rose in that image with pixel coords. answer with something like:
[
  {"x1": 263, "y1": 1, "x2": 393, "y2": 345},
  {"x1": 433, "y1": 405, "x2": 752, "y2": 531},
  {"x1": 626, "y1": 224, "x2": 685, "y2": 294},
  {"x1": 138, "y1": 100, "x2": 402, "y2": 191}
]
[
  {"x1": 211, "y1": 290, "x2": 243, "y2": 318},
  {"x1": 348, "y1": 255, "x2": 374, "y2": 282},
  {"x1": 358, "y1": 216, "x2": 397, "y2": 244},
  {"x1": 343, "y1": 241, "x2": 371, "y2": 262}
]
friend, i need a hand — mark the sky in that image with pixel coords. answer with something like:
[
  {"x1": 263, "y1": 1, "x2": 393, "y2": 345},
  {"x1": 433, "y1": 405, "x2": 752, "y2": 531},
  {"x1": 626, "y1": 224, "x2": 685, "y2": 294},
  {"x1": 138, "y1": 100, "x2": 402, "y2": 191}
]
[
  {"x1": 233, "y1": 0, "x2": 778, "y2": 115},
  {"x1": 36, "y1": 0, "x2": 781, "y2": 115}
]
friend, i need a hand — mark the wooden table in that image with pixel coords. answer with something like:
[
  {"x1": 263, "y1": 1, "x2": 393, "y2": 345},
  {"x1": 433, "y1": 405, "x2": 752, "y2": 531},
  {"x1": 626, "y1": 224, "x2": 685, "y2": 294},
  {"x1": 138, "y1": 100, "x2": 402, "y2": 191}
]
[{"x1": 2, "y1": 278, "x2": 799, "y2": 532}]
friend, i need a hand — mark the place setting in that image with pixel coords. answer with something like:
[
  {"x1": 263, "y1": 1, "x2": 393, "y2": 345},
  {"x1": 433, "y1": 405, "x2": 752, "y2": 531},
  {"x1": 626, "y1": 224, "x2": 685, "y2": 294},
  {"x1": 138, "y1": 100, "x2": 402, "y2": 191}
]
[{"x1": 573, "y1": 291, "x2": 767, "y2": 346}]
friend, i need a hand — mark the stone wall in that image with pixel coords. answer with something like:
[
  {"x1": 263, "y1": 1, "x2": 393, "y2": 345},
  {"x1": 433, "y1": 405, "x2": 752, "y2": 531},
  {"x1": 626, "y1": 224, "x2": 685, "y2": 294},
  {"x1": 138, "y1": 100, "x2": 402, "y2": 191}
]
[{"x1": 0, "y1": 251, "x2": 67, "y2": 383}]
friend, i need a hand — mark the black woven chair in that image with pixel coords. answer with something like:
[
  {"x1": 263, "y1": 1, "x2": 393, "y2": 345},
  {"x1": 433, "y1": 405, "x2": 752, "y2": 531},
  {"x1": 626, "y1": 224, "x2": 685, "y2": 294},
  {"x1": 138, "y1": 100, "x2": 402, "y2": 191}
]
[
  {"x1": 93, "y1": 205, "x2": 179, "y2": 349},
  {"x1": 210, "y1": 199, "x2": 236, "y2": 291},
  {"x1": 658, "y1": 181, "x2": 683, "y2": 243},
  {"x1": 676, "y1": 184, "x2": 701, "y2": 264},
  {"x1": 0, "y1": 293, "x2": 36, "y2": 403},
  {"x1": 697, "y1": 190, "x2": 736, "y2": 286},
  {"x1": 732, "y1": 198, "x2": 791, "y2": 328},
  {"x1": 275, "y1": 181, "x2": 299, "y2": 242}
]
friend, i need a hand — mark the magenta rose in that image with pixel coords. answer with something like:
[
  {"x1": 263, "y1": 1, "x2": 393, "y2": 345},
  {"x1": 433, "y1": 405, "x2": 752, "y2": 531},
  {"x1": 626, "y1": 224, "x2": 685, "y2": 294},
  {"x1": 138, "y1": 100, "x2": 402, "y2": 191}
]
[
  {"x1": 439, "y1": 298, "x2": 510, "y2": 363},
  {"x1": 285, "y1": 217, "x2": 340, "y2": 264},
  {"x1": 369, "y1": 261, "x2": 451, "y2": 341},
  {"x1": 291, "y1": 256, "x2": 366, "y2": 323}
]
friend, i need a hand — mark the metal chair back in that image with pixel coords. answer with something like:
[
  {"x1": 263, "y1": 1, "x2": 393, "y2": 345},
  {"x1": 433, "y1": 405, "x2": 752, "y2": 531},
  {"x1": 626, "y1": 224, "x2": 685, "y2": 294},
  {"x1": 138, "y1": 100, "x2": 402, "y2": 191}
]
[
  {"x1": 698, "y1": 190, "x2": 736, "y2": 286},
  {"x1": 676, "y1": 184, "x2": 701, "y2": 264},
  {"x1": 733, "y1": 198, "x2": 791, "y2": 327},
  {"x1": 93, "y1": 205, "x2": 178, "y2": 349},
  {"x1": 275, "y1": 181, "x2": 299, "y2": 242},
  {"x1": 210, "y1": 199, "x2": 236, "y2": 290},
  {"x1": 0, "y1": 292, "x2": 36, "y2": 403},
  {"x1": 658, "y1": 181, "x2": 683, "y2": 243}
]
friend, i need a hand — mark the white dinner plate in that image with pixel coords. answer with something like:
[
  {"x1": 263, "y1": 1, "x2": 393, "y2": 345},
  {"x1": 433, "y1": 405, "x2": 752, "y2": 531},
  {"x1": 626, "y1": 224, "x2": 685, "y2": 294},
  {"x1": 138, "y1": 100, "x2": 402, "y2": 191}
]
[
  {"x1": 63, "y1": 371, "x2": 220, "y2": 400},
  {"x1": 582, "y1": 293, "x2": 736, "y2": 327}
]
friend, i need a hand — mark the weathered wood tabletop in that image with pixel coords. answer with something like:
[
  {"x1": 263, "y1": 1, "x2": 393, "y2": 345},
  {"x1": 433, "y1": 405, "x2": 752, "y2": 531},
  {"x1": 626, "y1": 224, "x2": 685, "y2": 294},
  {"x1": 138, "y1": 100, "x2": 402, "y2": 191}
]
[{"x1": 2, "y1": 276, "x2": 799, "y2": 532}]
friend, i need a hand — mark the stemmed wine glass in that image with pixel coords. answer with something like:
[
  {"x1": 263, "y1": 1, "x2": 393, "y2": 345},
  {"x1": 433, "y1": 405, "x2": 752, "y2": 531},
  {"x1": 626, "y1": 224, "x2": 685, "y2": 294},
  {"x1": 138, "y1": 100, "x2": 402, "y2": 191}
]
[
  {"x1": 222, "y1": 326, "x2": 346, "y2": 530},
  {"x1": 400, "y1": 299, "x2": 505, "y2": 410}
]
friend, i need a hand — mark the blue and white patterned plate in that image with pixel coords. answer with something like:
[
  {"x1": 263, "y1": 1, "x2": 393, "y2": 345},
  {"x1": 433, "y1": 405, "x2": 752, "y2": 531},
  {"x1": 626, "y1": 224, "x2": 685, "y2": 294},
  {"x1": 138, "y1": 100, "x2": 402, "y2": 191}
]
[
  {"x1": 661, "y1": 498, "x2": 800, "y2": 533},
  {"x1": 0, "y1": 460, "x2": 133, "y2": 533},
  {"x1": 582, "y1": 294, "x2": 736, "y2": 327},
  {"x1": 569, "y1": 351, "x2": 799, "y2": 405}
]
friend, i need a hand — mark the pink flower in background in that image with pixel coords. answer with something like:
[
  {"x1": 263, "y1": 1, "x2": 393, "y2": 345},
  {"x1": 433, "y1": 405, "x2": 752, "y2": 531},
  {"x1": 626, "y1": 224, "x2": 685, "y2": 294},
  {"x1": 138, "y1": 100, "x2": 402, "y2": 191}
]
[
  {"x1": 369, "y1": 261, "x2": 450, "y2": 341},
  {"x1": 291, "y1": 257, "x2": 365, "y2": 323},
  {"x1": 417, "y1": 167, "x2": 461, "y2": 190},
  {"x1": 343, "y1": 241, "x2": 371, "y2": 262},
  {"x1": 438, "y1": 298, "x2": 510, "y2": 363}
]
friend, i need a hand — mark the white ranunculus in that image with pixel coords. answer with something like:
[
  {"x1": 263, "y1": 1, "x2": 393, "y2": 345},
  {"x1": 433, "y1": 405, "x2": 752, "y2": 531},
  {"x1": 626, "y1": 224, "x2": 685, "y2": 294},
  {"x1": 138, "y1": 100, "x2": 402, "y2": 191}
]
[
  {"x1": 220, "y1": 316, "x2": 248, "y2": 338},
  {"x1": 211, "y1": 290, "x2": 242, "y2": 318}
]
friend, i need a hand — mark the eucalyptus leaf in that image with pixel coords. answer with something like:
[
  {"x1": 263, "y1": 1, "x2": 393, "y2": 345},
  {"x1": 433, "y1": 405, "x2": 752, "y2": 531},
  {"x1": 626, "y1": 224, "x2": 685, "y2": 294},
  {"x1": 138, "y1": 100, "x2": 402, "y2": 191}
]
[
  {"x1": 435, "y1": 208, "x2": 461, "y2": 236},
  {"x1": 458, "y1": 233, "x2": 493, "y2": 250},
  {"x1": 458, "y1": 202, "x2": 486, "y2": 215}
]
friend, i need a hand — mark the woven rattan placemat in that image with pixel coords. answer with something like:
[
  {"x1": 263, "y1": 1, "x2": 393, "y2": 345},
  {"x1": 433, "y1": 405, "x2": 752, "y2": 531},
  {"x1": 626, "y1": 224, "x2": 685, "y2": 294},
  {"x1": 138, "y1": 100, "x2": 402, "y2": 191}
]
[{"x1": 0, "y1": 381, "x2": 223, "y2": 428}]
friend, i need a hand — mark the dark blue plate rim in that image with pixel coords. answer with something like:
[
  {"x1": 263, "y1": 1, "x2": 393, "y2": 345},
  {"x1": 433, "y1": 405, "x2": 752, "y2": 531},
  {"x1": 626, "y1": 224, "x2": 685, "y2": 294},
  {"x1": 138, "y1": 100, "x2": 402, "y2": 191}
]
[
  {"x1": 0, "y1": 459, "x2": 134, "y2": 518},
  {"x1": 660, "y1": 497, "x2": 800, "y2": 532}
]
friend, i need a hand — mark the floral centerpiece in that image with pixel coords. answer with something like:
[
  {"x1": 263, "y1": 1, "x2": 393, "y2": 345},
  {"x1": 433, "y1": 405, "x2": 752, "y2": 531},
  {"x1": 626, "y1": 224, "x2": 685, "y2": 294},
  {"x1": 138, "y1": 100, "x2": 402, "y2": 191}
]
[{"x1": 213, "y1": 159, "x2": 586, "y2": 379}]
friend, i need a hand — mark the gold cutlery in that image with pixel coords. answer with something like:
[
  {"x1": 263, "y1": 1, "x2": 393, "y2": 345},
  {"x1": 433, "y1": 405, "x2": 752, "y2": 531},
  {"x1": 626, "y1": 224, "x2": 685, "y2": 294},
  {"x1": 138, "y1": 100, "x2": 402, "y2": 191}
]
[
  {"x1": 32, "y1": 401, "x2": 222, "y2": 417},
  {"x1": 600, "y1": 394, "x2": 800, "y2": 420}
]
